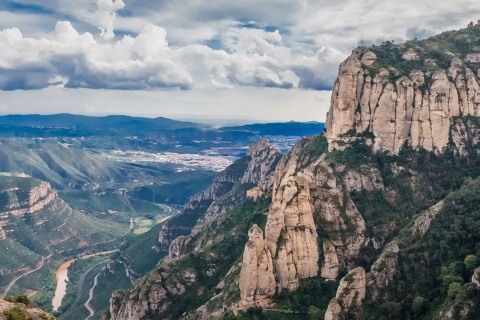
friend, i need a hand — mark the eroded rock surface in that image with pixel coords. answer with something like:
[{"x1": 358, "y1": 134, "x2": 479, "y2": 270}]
[
  {"x1": 326, "y1": 49, "x2": 480, "y2": 154},
  {"x1": 325, "y1": 267, "x2": 366, "y2": 320},
  {"x1": 238, "y1": 224, "x2": 275, "y2": 307}
]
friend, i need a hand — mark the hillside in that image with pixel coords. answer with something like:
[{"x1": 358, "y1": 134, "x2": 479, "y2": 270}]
[
  {"x1": 0, "y1": 141, "x2": 168, "y2": 190},
  {"x1": 103, "y1": 25, "x2": 480, "y2": 320},
  {"x1": 0, "y1": 175, "x2": 127, "y2": 311}
]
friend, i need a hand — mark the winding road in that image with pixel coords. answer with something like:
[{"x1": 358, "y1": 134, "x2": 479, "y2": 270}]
[
  {"x1": 84, "y1": 271, "x2": 101, "y2": 320},
  {"x1": 2, "y1": 254, "x2": 52, "y2": 298}
]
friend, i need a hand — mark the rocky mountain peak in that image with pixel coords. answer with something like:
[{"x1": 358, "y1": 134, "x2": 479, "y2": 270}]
[
  {"x1": 241, "y1": 138, "x2": 282, "y2": 185},
  {"x1": 326, "y1": 29, "x2": 480, "y2": 155}
]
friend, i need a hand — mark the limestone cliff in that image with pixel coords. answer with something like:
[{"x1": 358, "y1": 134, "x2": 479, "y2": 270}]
[
  {"x1": 326, "y1": 43, "x2": 480, "y2": 155},
  {"x1": 0, "y1": 181, "x2": 59, "y2": 217},
  {"x1": 238, "y1": 224, "x2": 275, "y2": 307},
  {"x1": 238, "y1": 136, "x2": 366, "y2": 306},
  {"x1": 325, "y1": 267, "x2": 366, "y2": 320}
]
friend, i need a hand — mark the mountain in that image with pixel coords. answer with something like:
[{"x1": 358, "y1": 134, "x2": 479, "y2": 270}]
[
  {"x1": 72, "y1": 26, "x2": 480, "y2": 319},
  {"x1": 0, "y1": 114, "x2": 201, "y2": 131},
  {"x1": 0, "y1": 175, "x2": 127, "y2": 308},
  {"x1": 326, "y1": 27, "x2": 480, "y2": 155},
  {"x1": 220, "y1": 122, "x2": 325, "y2": 137},
  {"x1": 73, "y1": 139, "x2": 282, "y2": 319}
]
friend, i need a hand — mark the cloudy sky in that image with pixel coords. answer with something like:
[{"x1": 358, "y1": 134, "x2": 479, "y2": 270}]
[{"x1": 0, "y1": 0, "x2": 479, "y2": 124}]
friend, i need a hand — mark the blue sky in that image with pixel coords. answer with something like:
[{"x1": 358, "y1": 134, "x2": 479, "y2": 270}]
[{"x1": 0, "y1": 0, "x2": 479, "y2": 124}]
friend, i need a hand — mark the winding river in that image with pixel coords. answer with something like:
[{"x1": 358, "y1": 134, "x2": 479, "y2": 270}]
[{"x1": 51, "y1": 250, "x2": 118, "y2": 311}]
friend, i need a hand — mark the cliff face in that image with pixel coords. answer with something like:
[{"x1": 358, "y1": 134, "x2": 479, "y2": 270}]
[
  {"x1": 0, "y1": 181, "x2": 60, "y2": 217},
  {"x1": 326, "y1": 45, "x2": 480, "y2": 155},
  {"x1": 325, "y1": 267, "x2": 366, "y2": 320},
  {"x1": 238, "y1": 136, "x2": 367, "y2": 306}
]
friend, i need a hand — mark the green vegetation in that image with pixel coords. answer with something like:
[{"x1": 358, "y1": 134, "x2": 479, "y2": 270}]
[
  {"x1": 3, "y1": 307, "x2": 28, "y2": 320},
  {"x1": 4, "y1": 295, "x2": 31, "y2": 306},
  {"x1": 273, "y1": 277, "x2": 338, "y2": 316},
  {"x1": 130, "y1": 169, "x2": 217, "y2": 205},
  {"x1": 364, "y1": 25, "x2": 480, "y2": 84},
  {"x1": 362, "y1": 178, "x2": 480, "y2": 319},
  {"x1": 224, "y1": 307, "x2": 304, "y2": 320},
  {"x1": 56, "y1": 256, "x2": 109, "y2": 315}
]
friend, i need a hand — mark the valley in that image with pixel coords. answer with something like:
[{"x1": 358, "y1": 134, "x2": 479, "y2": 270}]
[{"x1": 0, "y1": 115, "x2": 320, "y2": 319}]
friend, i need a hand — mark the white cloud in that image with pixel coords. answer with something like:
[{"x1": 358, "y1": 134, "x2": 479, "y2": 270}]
[
  {"x1": 0, "y1": 22, "x2": 192, "y2": 90},
  {"x1": 95, "y1": 0, "x2": 125, "y2": 40},
  {"x1": 1, "y1": 0, "x2": 480, "y2": 121}
]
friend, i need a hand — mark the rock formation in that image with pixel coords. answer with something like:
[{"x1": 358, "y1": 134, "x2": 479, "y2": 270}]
[
  {"x1": 238, "y1": 224, "x2": 275, "y2": 307},
  {"x1": 326, "y1": 48, "x2": 480, "y2": 154},
  {"x1": 0, "y1": 226, "x2": 5, "y2": 240},
  {"x1": 473, "y1": 267, "x2": 480, "y2": 289},
  {"x1": 411, "y1": 200, "x2": 444, "y2": 236},
  {"x1": 108, "y1": 140, "x2": 282, "y2": 319},
  {"x1": 241, "y1": 138, "x2": 283, "y2": 185},
  {"x1": 367, "y1": 241, "x2": 399, "y2": 299},
  {"x1": 239, "y1": 136, "x2": 366, "y2": 303},
  {"x1": 325, "y1": 267, "x2": 366, "y2": 320},
  {"x1": 0, "y1": 299, "x2": 55, "y2": 320}
]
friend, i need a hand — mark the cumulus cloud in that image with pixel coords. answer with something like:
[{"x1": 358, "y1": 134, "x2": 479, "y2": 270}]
[
  {"x1": 0, "y1": 19, "x2": 341, "y2": 91},
  {"x1": 1, "y1": 0, "x2": 480, "y2": 92},
  {"x1": 0, "y1": 22, "x2": 192, "y2": 90},
  {"x1": 95, "y1": 0, "x2": 125, "y2": 40}
]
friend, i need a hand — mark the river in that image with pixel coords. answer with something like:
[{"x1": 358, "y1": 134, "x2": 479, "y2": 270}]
[{"x1": 51, "y1": 250, "x2": 118, "y2": 311}]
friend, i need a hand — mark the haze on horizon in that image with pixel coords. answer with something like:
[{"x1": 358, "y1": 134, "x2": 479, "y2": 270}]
[{"x1": 0, "y1": 0, "x2": 479, "y2": 123}]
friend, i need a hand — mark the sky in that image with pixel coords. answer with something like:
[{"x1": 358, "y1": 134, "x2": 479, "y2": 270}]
[{"x1": 0, "y1": 0, "x2": 479, "y2": 124}]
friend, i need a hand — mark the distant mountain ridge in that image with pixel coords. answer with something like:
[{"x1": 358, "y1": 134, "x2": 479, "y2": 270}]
[
  {"x1": 0, "y1": 113, "x2": 202, "y2": 130},
  {"x1": 220, "y1": 121, "x2": 325, "y2": 136}
]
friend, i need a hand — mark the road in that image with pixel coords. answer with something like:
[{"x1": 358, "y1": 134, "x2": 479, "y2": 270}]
[
  {"x1": 2, "y1": 254, "x2": 52, "y2": 298},
  {"x1": 84, "y1": 271, "x2": 101, "y2": 320},
  {"x1": 70, "y1": 260, "x2": 106, "y2": 308}
]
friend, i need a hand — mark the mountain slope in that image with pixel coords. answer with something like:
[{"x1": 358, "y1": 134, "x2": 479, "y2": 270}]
[
  {"x1": 79, "y1": 140, "x2": 282, "y2": 319},
  {"x1": 0, "y1": 175, "x2": 127, "y2": 309},
  {"x1": 104, "y1": 26, "x2": 480, "y2": 320}
]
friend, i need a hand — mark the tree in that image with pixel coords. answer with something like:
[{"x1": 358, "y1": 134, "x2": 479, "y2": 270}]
[
  {"x1": 464, "y1": 255, "x2": 480, "y2": 272},
  {"x1": 468, "y1": 21, "x2": 474, "y2": 28},
  {"x1": 379, "y1": 301, "x2": 401, "y2": 320},
  {"x1": 411, "y1": 296, "x2": 427, "y2": 316},
  {"x1": 447, "y1": 282, "x2": 462, "y2": 299},
  {"x1": 307, "y1": 305, "x2": 323, "y2": 320}
]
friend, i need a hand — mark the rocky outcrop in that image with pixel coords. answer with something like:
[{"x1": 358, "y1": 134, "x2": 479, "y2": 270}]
[
  {"x1": 326, "y1": 48, "x2": 480, "y2": 154},
  {"x1": 321, "y1": 240, "x2": 339, "y2": 280},
  {"x1": 108, "y1": 140, "x2": 282, "y2": 320},
  {"x1": 473, "y1": 267, "x2": 480, "y2": 289},
  {"x1": 343, "y1": 164, "x2": 384, "y2": 193},
  {"x1": 238, "y1": 224, "x2": 275, "y2": 307},
  {"x1": 325, "y1": 267, "x2": 366, "y2": 320},
  {"x1": 411, "y1": 200, "x2": 445, "y2": 236},
  {"x1": 238, "y1": 136, "x2": 365, "y2": 303},
  {"x1": 0, "y1": 299, "x2": 55, "y2": 320},
  {"x1": 163, "y1": 140, "x2": 282, "y2": 262},
  {"x1": 1, "y1": 181, "x2": 59, "y2": 216},
  {"x1": 241, "y1": 138, "x2": 283, "y2": 185},
  {"x1": 367, "y1": 241, "x2": 399, "y2": 299},
  {"x1": 0, "y1": 226, "x2": 5, "y2": 240}
]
